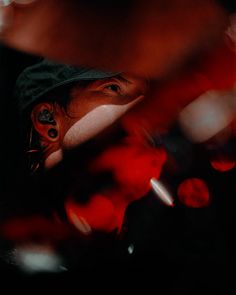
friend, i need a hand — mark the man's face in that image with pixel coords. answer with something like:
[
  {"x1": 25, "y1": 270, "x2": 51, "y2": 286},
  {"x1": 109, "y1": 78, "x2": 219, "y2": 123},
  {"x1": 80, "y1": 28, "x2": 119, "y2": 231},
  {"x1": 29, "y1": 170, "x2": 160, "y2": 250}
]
[
  {"x1": 42, "y1": 74, "x2": 147, "y2": 168},
  {"x1": 60, "y1": 74, "x2": 147, "y2": 149}
]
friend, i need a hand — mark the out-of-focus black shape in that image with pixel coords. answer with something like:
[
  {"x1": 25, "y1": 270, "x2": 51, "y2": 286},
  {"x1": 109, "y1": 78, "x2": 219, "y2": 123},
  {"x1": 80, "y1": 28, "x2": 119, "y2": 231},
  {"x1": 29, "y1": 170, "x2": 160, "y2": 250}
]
[
  {"x1": 217, "y1": 0, "x2": 236, "y2": 12},
  {"x1": 0, "y1": 45, "x2": 41, "y2": 210}
]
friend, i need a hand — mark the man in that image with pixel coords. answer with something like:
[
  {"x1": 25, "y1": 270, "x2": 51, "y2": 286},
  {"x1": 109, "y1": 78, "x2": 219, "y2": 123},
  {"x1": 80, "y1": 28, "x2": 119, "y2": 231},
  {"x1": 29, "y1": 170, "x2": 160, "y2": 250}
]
[{"x1": 12, "y1": 58, "x2": 169, "y2": 236}]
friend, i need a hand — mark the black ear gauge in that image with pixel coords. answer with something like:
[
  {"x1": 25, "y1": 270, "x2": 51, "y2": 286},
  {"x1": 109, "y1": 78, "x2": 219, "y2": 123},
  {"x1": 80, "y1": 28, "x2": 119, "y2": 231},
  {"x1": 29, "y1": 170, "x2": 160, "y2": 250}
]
[
  {"x1": 38, "y1": 109, "x2": 56, "y2": 125},
  {"x1": 48, "y1": 128, "x2": 58, "y2": 139}
]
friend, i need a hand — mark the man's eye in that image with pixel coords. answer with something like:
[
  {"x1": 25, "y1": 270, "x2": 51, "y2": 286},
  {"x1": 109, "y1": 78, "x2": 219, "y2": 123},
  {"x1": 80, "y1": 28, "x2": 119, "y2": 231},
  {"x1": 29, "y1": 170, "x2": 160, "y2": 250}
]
[{"x1": 105, "y1": 84, "x2": 121, "y2": 93}]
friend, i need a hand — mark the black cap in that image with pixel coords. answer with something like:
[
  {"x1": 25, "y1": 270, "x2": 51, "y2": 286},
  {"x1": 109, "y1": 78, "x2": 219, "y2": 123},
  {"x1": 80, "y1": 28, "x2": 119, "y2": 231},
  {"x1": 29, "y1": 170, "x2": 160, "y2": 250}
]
[{"x1": 15, "y1": 59, "x2": 120, "y2": 112}]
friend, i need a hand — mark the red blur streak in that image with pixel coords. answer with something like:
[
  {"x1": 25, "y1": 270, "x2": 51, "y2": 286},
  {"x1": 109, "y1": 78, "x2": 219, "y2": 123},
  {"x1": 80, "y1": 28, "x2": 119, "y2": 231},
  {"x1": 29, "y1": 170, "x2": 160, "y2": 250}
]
[
  {"x1": 210, "y1": 156, "x2": 236, "y2": 172},
  {"x1": 177, "y1": 178, "x2": 210, "y2": 208},
  {"x1": 122, "y1": 41, "x2": 236, "y2": 135},
  {"x1": 66, "y1": 137, "x2": 167, "y2": 232},
  {"x1": 0, "y1": 216, "x2": 71, "y2": 241},
  {"x1": 65, "y1": 195, "x2": 117, "y2": 233}
]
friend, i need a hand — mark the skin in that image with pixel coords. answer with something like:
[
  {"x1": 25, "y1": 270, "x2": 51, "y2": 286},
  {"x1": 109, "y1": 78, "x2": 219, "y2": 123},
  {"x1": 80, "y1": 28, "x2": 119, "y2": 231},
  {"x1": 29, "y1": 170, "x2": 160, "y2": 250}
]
[{"x1": 31, "y1": 74, "x2": 147, "y2": 168}]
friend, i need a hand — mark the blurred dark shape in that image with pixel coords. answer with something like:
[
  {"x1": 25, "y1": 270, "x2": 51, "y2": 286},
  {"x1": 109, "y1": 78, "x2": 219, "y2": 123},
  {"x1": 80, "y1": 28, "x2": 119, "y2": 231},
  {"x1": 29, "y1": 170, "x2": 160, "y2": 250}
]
[
  {"x1": 0, "y1": 0, "x2": 229, "y2": 78},
  {"x1": 157, "y1": 128, "x2": 194, "y2": 175},
  {"x1": 0, "y1": 45, "x2": 41, "y2": 197},
  {"x1": 218, "y1": 0, "x2": 236, "y2": 12}
]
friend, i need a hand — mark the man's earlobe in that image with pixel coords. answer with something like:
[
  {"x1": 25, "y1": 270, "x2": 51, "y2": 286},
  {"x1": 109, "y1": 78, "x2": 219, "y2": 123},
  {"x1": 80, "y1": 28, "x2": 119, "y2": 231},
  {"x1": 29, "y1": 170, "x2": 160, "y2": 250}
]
[{"x1": 31, "y1": 103, "x2": 60, "y2": 142}]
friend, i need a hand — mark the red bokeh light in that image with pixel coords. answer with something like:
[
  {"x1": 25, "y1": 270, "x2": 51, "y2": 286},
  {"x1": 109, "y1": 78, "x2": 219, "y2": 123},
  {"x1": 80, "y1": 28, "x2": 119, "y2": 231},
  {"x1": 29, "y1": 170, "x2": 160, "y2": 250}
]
[
  {"x1": 210, "y1": 154, "x2": 236, "y2": 172},
  {"x1": 177, "y1": 178, "x2": 210, "y2": 208}
]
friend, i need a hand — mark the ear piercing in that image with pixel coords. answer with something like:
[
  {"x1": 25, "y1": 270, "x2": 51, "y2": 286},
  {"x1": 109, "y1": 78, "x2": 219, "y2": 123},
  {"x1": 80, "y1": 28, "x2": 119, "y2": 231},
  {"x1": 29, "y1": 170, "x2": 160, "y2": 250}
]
[
  {"x1": 38, "y1": 109, "x2": 56, "y2": 125},
  {"x1": 38, "y1": 110, "x2": 58, "y2": 139},
  {"x1": 48, "y1": 128, "x2": 58, "y2": 139}
]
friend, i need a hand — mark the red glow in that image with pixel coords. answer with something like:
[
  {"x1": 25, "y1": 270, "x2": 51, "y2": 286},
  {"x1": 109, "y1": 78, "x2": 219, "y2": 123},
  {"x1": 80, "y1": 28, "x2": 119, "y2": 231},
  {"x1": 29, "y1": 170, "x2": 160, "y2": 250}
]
[
  {"x1": 65, "y1": 136, "x2": 167, "y2": 232},
  {"x1": 0, "y1": 216, "x2": 70, "y2": 241},
  {"x1": 65, "y1": 195, "x2": 117, "y2": 232},
  {"x1": 91, "y1": 140, "x2": 167, "y2": 200},
  {"x1": 177, "y1": 178, "x2": 210, "y2": 208}
]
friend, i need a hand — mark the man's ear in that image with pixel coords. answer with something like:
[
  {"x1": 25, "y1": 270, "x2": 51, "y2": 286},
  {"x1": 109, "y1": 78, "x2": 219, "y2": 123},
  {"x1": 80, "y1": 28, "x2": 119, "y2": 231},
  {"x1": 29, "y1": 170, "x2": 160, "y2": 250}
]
[{"x1": 31, "y1": 102, "x2": 60, "y2": 143}]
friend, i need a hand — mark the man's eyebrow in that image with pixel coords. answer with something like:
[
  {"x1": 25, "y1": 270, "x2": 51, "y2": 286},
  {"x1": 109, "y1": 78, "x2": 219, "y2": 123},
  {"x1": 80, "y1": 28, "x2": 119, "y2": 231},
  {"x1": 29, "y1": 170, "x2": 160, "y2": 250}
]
[{"x1": 115, "y1": 75, "x2": 132, "y2": 84}]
